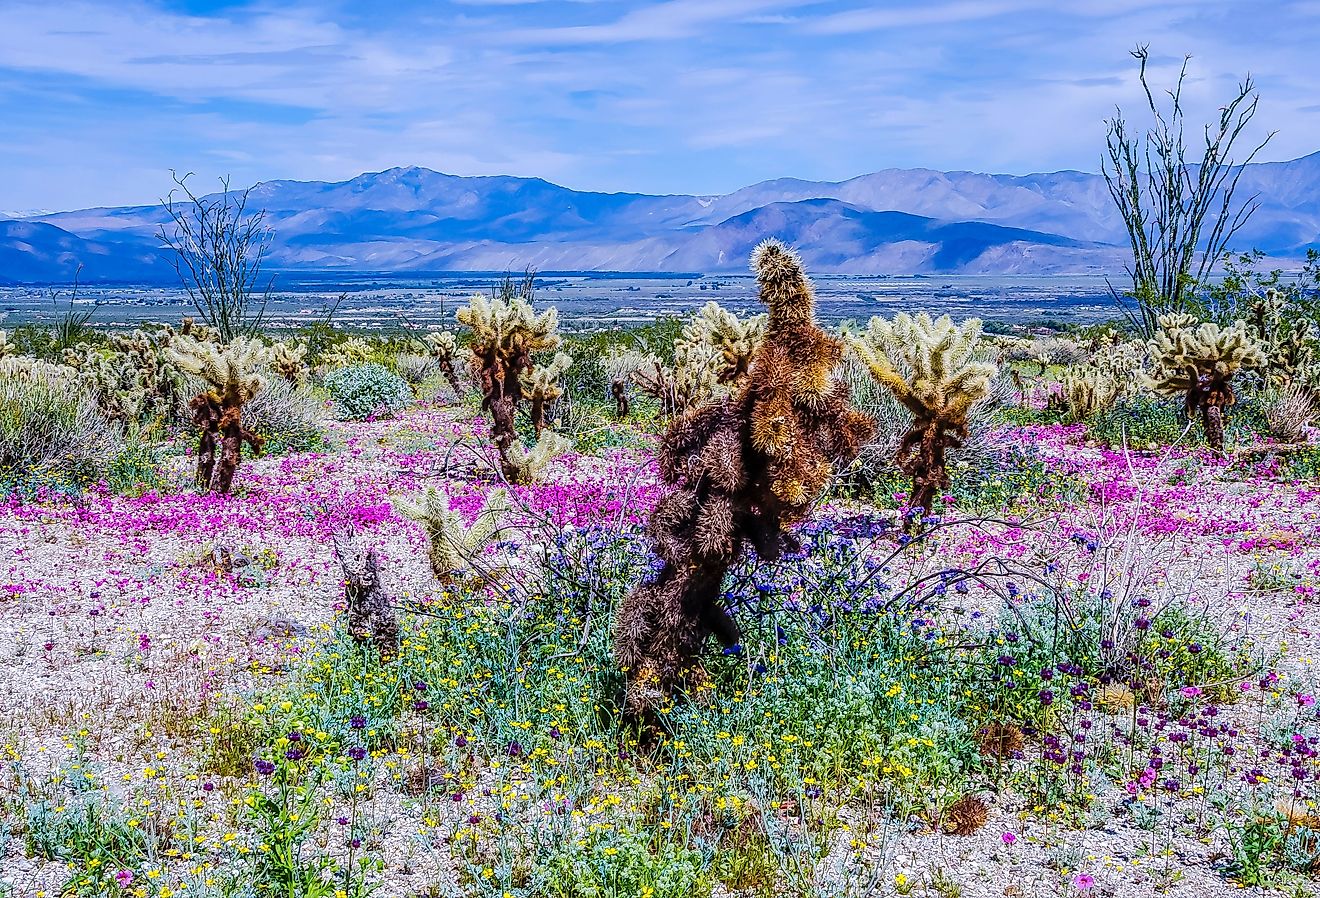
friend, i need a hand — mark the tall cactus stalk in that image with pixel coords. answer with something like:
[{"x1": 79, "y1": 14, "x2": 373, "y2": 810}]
[
  {"x1": 424, "y1": 330, "x2": 464, "y2": 397},
  {"x1": 456, "y1": 290, "x2": 569, "y2": 483},
  {"x1": 614, "y1": 241, "x2": 873, "y2": 716}
]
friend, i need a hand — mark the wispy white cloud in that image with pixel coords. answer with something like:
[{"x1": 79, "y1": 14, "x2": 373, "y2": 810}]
[{"x1": 0, "y1": 0, "x2": 1315, "y2": 211}]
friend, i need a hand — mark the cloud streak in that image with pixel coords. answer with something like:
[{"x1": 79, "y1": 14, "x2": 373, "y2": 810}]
[{"x1": 0, "y1": 0, "x2": 1314, "y2": 211}]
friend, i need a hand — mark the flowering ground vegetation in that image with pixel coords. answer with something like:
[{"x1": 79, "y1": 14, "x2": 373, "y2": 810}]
[{"x1": 1, "y1": 265, "x2": 1320, "y2": 898}]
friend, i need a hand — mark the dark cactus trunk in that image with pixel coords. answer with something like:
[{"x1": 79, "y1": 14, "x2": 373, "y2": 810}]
[
  {"x1": 897, "y1": 420, "x2": 964, "y2": 517},
  {"x1": 214, "y1": 407, "x2": 264, "y2": 495},
  {"x1": 612, "y1": 380, "x2": 629, "y2": 419},
  {"x1": 474, "y1": 345, "x2": 529, "y2": 483},
  {"x1": 188, "y1": 391, "x2": 262, "y2": 495},
  {"x1": 439, "y1": 358, "x2": 462, "y2": 397},
  {"x1": 613, "y1": 241, "x2": 874, "y2": 724},
  {"x1": 1202, "y1": 403, "x2": 1225, "y2": 453},
  {"x1": 529, "y1": 395, "x2": 548, "y2": 438},
  {"x1": 189, "y1": 394, "x2": 221, "y2": 491}
]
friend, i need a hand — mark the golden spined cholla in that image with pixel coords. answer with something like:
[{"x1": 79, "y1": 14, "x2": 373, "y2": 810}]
[
  {"x1": 1143, "y1": 313, "x2": 1264, "y2": 453},
  {"x1": 167, "y1": 334, "x2": 271, "y2": 494},
  {"x1": 847, "y1": 312, "x2": 996, "y2": 515}
]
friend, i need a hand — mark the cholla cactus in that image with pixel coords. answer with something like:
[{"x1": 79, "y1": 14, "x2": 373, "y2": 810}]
[
  {"x1": 504, "y1": 430, "x2": 571, "y2": 486},
  {"x1": 455, "y1": 291, "x2": 563, "y2": 483},
  {"x1": 168, "y1": 335, "x2": 271, "y2": 494},
  {"x1": 523, "y1": 352, "x2": 572, "y2": 437},
  {"x1": 1242, "y1": 289, "x2": 1314, "y2": 386},
  {"x1": 0, "y1": 330, "x2": 13, "y2": 359},
  {"x1": 675, "y1": 301, "x2": 765, "y2": 385},
  {"x1": 848, "y1": 313, "x2": 996, "y2": 515},
  {"x1": 393, "y1": 487, "x2": 511, "y2": 584},
  {"x1": 1144, "y1": 313, "x2": 1264, "y2": 452},
  {"x1": 270, "y1": 341, "x2": 308, "y2": 384},
  {"x1": 321, "y1": 337, "x2": 373, "y2": 369},
  {"x1": 614, "y1": 240, "x2": 874, "y2": 717},
  {"x1": 424, "y1": 330, "x2": 463, "y2": 397},
  {"x1": 599, "y1": 348, "x2": 646, "y2": 418},
  {"x1": 1061, "y1": 365, "x2": 1122, "y2": 422}
]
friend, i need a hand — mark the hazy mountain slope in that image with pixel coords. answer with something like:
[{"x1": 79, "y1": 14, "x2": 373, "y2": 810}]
[
  {"x1": 0, "y1": 220, "x2": 170, "y2": 284},
  {"x1": 6, "y1": 152, "x2": 1316, "y2": 282}
]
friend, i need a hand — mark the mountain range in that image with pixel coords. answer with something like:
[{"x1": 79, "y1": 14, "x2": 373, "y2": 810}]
[{"x1": 3, "y1": 151, "x2": 1319, "y2": 283}]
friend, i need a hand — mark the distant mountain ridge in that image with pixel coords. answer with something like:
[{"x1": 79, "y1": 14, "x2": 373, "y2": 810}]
[{"x1": 3, "y1": 152, "x2": 1318, "y2": 283}]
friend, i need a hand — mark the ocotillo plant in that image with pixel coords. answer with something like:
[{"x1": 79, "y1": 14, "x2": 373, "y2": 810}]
[
  {"x1": 1144, "y1": 313, "x2": 1264, "y2": 452},
  {"x1": 455, "y1": 290, "x2": 564, "y2": 483},
  {"x1": 614, "y1": 240, "x2": 874, "y2": 716},
  {"x1": 848, "y1": 313, "x2": 997, "y2": 515},
  {"x1": 168, "y1": 334, "x2": 270, "y2": 494}
]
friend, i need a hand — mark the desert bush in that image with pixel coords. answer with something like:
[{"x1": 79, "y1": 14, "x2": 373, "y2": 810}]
[
  {"x1": 241, "y1": 377, "x2": 326, "y2": 454},
  {"x1": 0, "y1": 358, "x2": 116, "y2": 495},
  {"x1": 324, "y1": 362, "x2": 411, "y2": 422},
  {"x1": 1262, "y1": 384, "x2": 1317, "y2": 444},
  {"x1": 1087, "y1": 394, "x2": 1187, "y2": 449},
  {"x1": 393, "y1": 352, "x2": 436, "y2": 391}
]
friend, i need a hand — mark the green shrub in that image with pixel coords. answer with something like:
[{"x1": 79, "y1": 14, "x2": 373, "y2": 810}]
[
  {"x1": 243, "y1": 377, "x2": 327, "y2": 453},
  {"x1": 323, "y1": 363, "x2": 411, "y2": 421},
  {"x1": 1087, "y1": 394, "x2": 1186, "y2": 449},
  {"x1": 1089, "y1": 392, "x2": 1267, "y2": 449},
  {"x1": 540, "y1": 828, "x2": 712, "y2": 898},
  {"x1": 0, "y1": 359, "x2": 117, "y2": 495}
]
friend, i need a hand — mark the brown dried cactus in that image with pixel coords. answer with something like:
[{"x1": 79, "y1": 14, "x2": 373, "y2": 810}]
[
  {"x1": 613, "y1": 240, "x2": 874, "y2": 716},
  {"x1": 941, "y1": 795, "x2": 989, "y2": 835},
  {"x1": 332, "y1": 531, "x2": 400, "y2": 661}
]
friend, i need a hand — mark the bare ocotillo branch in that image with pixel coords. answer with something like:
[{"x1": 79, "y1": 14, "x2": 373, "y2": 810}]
[
  {"x1": 158, "y1": 171, "x2": 274, "y2": 342},
  {"x1": 1102, "y1": 45, "x2": 1273, "y2": 339}
]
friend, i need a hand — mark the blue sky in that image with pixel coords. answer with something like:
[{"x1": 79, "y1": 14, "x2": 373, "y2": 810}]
[{"x1": 1, "y1": 0, "x2": 1316, "y2": 210}]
